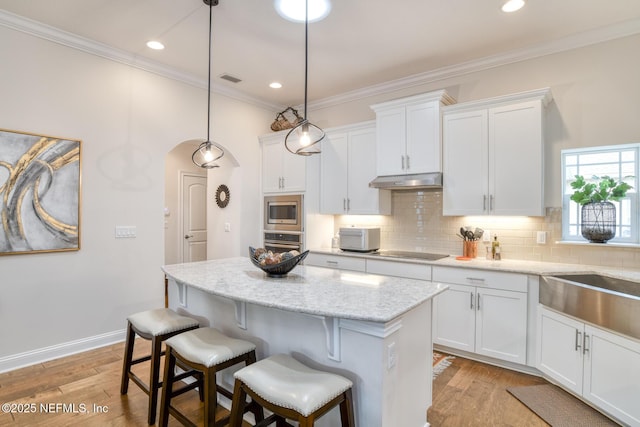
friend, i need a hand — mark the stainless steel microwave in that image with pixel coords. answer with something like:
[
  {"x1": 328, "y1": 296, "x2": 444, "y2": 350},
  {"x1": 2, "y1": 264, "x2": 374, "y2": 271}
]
[{"x1": 264, "y1": 194, "x2": 303, "y2": 232}]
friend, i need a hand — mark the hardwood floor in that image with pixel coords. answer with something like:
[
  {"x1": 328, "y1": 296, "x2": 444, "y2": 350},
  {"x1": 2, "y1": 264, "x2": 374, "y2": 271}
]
[
  {"x1": 428, "y1": 354, "x2": 549, "y2": 427},
  {"x1": 0, "y1": 339, "x2": 250, "y2": 427},
  {"x1": 0, "y1": 341, "x2": 547, "y2": 426}
]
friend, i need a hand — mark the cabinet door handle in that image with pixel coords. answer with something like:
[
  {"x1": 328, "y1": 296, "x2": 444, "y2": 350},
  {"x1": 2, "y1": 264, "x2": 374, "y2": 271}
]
[
  {"x1": 583, "y1": 333, "x2": 590, "y2": 355},
  {"x1": 477, "y1": 293, "x2": 480, "y2": 310},
  {"x1": 483, "y1": 195, "x2": 487, "y2": 211},
  {"x1": 401, "y1": 155, "x2": 405, "y2": 170},
  {"x1": 326, "y1": 260, "x2": 338, "y2": 265},
  {"x1": 466, "y1": 277, "x2": 485, "y2": 283},
  {"x1": 343, "y1": 198, "x2": 347, "y2": 211},
  {"x1": 490, "y1": 194, "x2": 494, "y2": 211},
  {"x1": 406, "y1": 155, "x2": 410, "y2": 170},
  {"x1": 347, "y1": 198, "x2": 351, "y2": 211},
  {"x1": 575, "y1": 330, "x2": 582, "y2": 352},
  {"x1": 470, "y1": 292, "x2": 474, "y2": 310}
]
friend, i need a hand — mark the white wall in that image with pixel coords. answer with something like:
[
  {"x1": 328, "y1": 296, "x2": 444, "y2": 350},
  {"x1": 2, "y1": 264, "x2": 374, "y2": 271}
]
[{"x1": 0, "y1": 25, "x2": 272, "y2": 369}]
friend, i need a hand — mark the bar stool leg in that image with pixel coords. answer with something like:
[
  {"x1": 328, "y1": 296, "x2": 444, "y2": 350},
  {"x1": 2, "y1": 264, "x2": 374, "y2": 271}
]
[
  {"x1": 120, "y1": 322, "x2": 135, "y2": 394},
  {"x1": 148, "y1": 336, "x2": 163, "y2": 425},
  {"x1": 158, "y1": 346, "x2": 177, "y2": 427},
  {"x1": 339, "y1": 389, "x2": 355, "y2": 427},
  {"x1": 203, "y1": 365, "x2": 218, "y2": 427},
  {"x1": 229, "y1": 379, "x2": 246, "y2": 427}
]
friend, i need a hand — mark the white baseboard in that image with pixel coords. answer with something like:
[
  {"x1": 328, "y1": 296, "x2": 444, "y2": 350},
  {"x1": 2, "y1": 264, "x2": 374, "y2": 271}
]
[{"x1": 0, "y1": 329, "x2": 126, "y2": 374}]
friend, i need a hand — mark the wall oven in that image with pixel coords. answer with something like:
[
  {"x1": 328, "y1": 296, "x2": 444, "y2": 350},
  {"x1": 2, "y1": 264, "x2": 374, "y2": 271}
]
[
  {"x1": 263, "y1": 194, "x2": 304, "y2": 253},
  {"x1": 263, "y1": 231, "x2": 303, "y2": 253}
]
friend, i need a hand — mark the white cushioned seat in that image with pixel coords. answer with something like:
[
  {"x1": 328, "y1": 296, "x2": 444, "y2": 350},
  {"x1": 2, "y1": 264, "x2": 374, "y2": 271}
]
[
  {"x1": 234, "y1": 353, "x2": 353, "y2": 417},
  {"x1": 127, "y1": 308, "x2": 199, "y2": 336},
  {"x1": 165, "y1": 327, "x2": 256, "y2": 368}
]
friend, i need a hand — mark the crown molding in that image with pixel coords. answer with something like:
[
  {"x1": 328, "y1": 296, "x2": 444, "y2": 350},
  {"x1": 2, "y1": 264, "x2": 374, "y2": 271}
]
[
  {"x1": 307, "y1": 18, "x2": 640, "y2": 111},
  {"x1": 2, "y1": 9, "x2": 639, "y2": 113},
  {"x1": 0, "y1": 9, "x2": 282, "y2": 112}
]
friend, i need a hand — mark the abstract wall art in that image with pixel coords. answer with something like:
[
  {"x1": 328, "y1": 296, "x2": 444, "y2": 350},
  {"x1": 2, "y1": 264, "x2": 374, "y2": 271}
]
[{"x1": 0, "y1": 129, "x2": 81, "y2": 255}]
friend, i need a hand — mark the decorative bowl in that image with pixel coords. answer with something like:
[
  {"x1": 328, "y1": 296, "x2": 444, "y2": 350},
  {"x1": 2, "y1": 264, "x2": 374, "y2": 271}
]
[{"x1": 249, "y1": 246, "x2": 308, "y2": 278}]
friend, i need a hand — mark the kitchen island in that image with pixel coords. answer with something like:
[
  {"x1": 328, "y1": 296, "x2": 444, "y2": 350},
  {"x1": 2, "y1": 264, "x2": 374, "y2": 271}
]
[{"x1": 162, "y1": 257, "x2": 448, "y2": 427}]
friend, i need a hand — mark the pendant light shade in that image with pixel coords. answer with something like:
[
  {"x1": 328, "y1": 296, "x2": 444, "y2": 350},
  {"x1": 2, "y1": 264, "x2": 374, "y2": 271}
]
[
  {"x1": 284, "y1": 0, "x2": 324, "y2": 156},
  {"x1": 192, "y1": 0, "x2": 224, "y2": 169},
  {"x1": 192, "y1": 140, "x2": 224, "y2": 168}
]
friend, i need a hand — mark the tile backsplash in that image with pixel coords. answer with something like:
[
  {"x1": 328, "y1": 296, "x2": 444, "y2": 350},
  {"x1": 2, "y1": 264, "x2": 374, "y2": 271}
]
[{"x1": 334, "y1": 190, "x2": 640, "y2": 270}]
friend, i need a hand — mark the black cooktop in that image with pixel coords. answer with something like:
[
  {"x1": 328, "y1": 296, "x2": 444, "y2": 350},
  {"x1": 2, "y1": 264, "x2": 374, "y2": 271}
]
[{"x1": 372, "y1": 250, "x2": 449, "y2": 261}]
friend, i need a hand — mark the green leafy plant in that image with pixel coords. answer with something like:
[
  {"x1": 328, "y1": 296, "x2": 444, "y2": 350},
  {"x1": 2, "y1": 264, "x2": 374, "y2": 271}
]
[{"x1": 569, "y1": 175, "x2": 633, "y2": 205}]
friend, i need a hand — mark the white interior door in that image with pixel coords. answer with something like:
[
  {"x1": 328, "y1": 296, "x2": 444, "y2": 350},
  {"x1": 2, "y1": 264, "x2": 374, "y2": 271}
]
[{"x1": 181, "y1": 173, "x2": 207, "y2": 262}]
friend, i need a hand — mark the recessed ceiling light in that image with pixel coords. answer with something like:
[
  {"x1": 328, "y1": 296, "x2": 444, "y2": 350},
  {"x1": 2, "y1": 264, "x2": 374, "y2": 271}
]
[
  {"x1": 146, "y1": 40, "x2": 165, "y2": 50},
  {"x1": 274, "y1": 0, "x2": 331, "y2": 23},
  {"x1": 269, "y1": 82, "x2": 283, "y2": 89},
  {"x1": 502, "y1": 0, "x2": 525, "y2": 13}
]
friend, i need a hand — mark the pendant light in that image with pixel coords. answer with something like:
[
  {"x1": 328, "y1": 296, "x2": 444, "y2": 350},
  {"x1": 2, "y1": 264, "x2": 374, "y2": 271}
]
[
  {"x1": 284, "y1": 0, "x2": 325, "y2": 156},
  {"x1": 192, "y1": 0, "x2": 224, "y2": 168}
]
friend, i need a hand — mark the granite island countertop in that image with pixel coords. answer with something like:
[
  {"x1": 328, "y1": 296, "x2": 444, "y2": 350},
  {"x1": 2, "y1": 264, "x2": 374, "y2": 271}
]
[
  {"x1": 162, "y1": 257, "x2": 448, "y2": 323},
  {"x1": 309, "y1": 248, "x2": 640, "y2": 283}
]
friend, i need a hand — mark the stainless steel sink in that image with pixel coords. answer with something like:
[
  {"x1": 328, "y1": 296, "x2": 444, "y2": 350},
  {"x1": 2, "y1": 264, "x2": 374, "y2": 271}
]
[{"x1": 540, "y1": 274, "x2": 640, "y2": 339}]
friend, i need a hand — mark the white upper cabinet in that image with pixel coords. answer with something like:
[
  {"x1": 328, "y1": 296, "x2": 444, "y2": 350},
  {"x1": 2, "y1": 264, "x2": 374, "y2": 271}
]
[
  {"x1": 320, "y1": 122, "x2": 391, "y2": 215},
  {"x1": 260, "y1": 131, "x2": 306, "y2": 193},
  {"x1": 442, "y1": 88, "x2": 552, "y2": 216},
  {"x1": 371, "y1": 90, "x2": 455, "y2": 176}
]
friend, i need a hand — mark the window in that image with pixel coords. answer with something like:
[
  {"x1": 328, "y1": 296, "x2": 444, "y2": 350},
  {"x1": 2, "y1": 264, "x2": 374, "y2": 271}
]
[{"x1": 561, "y1": 143, "x2": 638, "y2": 243}]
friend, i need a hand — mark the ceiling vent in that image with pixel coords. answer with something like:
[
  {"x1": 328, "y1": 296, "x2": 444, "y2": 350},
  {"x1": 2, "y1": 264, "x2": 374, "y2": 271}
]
[{"x1": 219, "y1": 73, "x2": 242, "y2": 83}]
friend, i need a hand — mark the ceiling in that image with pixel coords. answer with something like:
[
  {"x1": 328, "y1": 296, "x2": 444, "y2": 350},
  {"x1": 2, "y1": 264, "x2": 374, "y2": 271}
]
[{"x1": 1, "y1": 0, "x2": 640, "y2": 109}]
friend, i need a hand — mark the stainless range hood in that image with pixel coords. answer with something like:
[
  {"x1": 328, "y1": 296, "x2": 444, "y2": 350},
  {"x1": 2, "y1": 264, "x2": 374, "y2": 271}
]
[{"x1": 369, "y1": 172, "x2": 442, "y2": 190}]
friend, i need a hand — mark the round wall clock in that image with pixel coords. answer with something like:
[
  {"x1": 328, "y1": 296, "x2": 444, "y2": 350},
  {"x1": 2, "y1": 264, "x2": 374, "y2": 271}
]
[{"x1": 215, "y1": 184, "x2": 230, "y2": 208}]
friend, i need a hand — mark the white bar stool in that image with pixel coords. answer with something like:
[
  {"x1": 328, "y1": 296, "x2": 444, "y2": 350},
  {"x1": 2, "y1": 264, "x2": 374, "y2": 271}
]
[
  {"x1": 229, "y1": 353, "x2": 355, "y2": 427},
  {"x1": 120, "y1": 308, "x2": 200, "y2": 425},
  {"x1": 159, "y1": 327, "x2": 263, "y2": 427}
]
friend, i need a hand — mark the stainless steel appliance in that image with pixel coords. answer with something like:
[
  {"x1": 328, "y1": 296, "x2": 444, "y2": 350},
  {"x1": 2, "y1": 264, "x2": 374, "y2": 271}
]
[
  {"x1": 263, "y1": 194, "x2": 304, "y2": 253},
  {"x1": 264, "y1": 194, "x2": 303, "y2": 232},
  {"x1": 369, "y1": 172, "x2": 442, "y2": 190},
  {"x1": 340, "y1": 227, "x2": 380, "y2": 252},
  {"x1": 263, "y1": 231, "x2": 303, "y2": 253}
]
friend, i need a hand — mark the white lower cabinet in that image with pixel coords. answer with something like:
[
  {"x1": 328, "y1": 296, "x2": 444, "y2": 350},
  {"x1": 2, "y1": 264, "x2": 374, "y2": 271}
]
[
  {"x1": 432, "y1": 267, "x2": 528, "y2": 364},
  {"x1": 365, "y1": 259, "x2": 431, "y2": 280},
  {"x1": 305, "y1": 253, "x2": 432, "y2": 281},
  {"x1": 537, "y1": 306, "x2": 640, "y2": 426},
  {"x1": 304, "y1": 253, "x2": 366, "y2": 272}
]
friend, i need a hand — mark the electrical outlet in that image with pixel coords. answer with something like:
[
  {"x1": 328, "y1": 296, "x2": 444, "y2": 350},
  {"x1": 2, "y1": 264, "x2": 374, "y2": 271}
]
[
  {"x1": 536, "y1": 231, "x2": 547, "y2": 244},
  {"x1": 387, "y1": 342, "x2": 397, "y2": 370},
  {"x1": 483, "y1": 230, "x2": 491, "y2": 242}
]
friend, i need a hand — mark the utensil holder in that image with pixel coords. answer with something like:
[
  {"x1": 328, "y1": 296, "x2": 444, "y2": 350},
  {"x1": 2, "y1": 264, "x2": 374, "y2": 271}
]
[{"x1": 463, "y1": 241, "x2": 478, "y2": 258}]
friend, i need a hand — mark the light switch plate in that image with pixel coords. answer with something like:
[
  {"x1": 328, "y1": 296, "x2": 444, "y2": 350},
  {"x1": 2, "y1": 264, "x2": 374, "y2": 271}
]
[
  {"x1": 482, "y1": 230, "x2": 491, "y2": 242},
  {"x1": 536, "y1": 231, "x2": 546, "y2": 244},
  {"x1": 115, "y1": 226, "x2": 136, "y2": 238}
]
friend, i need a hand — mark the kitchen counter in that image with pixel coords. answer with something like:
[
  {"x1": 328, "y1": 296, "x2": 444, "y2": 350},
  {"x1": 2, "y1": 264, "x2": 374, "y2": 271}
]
[
  {"x1": 162, "y1": 256, "x2": 446, "y2": 427},
  {"x1": 162, "y1": 256, "x2": 447, "y2": 323},
  {"x1": 309, "y1": 248, "x2": 640, "y2": 283}
]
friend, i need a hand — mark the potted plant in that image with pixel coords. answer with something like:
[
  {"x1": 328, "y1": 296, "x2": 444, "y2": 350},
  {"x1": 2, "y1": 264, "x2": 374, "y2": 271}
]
[{"x1": 570, "y1": 175, "x2": 633, "y2": 243}]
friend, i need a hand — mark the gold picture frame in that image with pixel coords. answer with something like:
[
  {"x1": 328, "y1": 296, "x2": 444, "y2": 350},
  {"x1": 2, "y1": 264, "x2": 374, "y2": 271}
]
[{"x1": 0, "y1": 128, "x2": 81, "y2": 255}]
